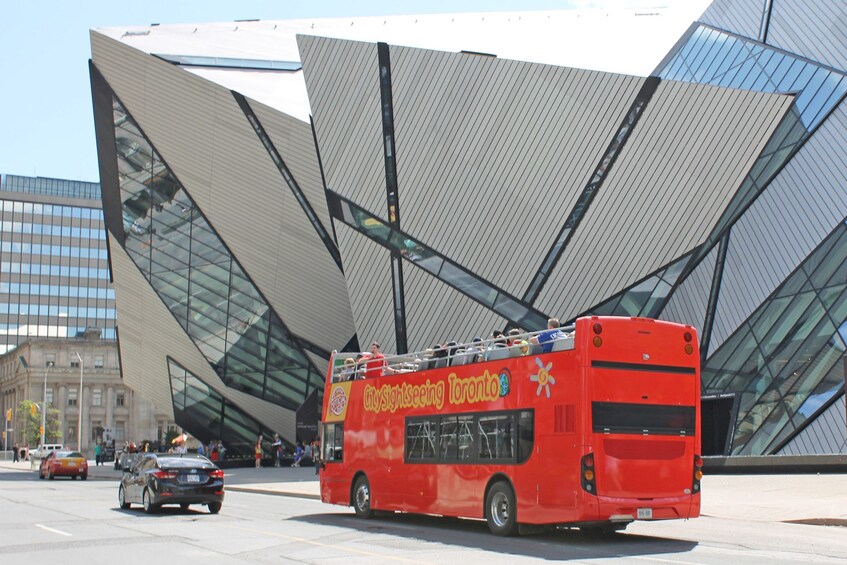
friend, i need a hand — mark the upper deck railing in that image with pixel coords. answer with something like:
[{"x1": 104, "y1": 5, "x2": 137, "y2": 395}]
[{"x1": 330, "y1": 325, "x2": 576, "y2": 382}]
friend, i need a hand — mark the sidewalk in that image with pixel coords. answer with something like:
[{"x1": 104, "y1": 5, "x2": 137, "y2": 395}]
[{"x1": 1, "y1": 458, "x2": 845, "y2": 523}]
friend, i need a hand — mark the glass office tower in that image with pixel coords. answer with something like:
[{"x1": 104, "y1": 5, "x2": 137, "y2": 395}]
[{"x1": 0, "y1": 174, "x2": 116, "y2": 354}]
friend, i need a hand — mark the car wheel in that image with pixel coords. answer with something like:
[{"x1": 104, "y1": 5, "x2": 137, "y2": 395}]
[
  {"x1": 180, "y1": 503, "x2": 190, "y2": 511},
  {"x1": 352, "y1": 475, "x2": 374, "y2": 519},
  {"x1": 143, "y1": 488, "x2": 157, "y2": 514},
  {"x1": 118, "y1": 486, "x2": 131, "y2": 509},
  {"x1": 485, "y1": 481, "x2": 518, "y2": 536},
  {"x1": 208, "y1": 502, "x2": 222, "y2": 514}
]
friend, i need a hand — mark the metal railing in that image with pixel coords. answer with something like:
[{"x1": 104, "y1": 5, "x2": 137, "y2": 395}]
[{"x1": 331, "y1": 326, "x2": 575, "y2": 382}]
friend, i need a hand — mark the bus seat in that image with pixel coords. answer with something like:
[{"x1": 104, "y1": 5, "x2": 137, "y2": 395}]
[
  {"x1": 433, "y1": 358, "x2": 449, "y2": 369},
  {"x1": 485, "y1": 347, "x2": 511, "y2": 361},
  {"x1": 528, "y1": 343, "x2": 543, "y2": 355},
  {"x1": 551, "y1": 337, "x2": 575, "y2": 352}
]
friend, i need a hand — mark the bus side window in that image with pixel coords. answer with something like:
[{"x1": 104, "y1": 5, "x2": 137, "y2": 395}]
[
  {"x1": 439, "y1": 416, "x2": 458, "y2": 460},
  {"x1": 457, "y1": 415, "x2": 474, "y2": 461},
  {"x1": 323, "y1": 423, "x2": 344, "y2": 462},
  {"x1": 518, "y1": 410, "x2": 534, "y2": 463}
]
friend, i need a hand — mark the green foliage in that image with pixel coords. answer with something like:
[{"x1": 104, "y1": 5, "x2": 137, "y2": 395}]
[{"x1": 16, "y1": 400, "x2": 62, "y2": 447}]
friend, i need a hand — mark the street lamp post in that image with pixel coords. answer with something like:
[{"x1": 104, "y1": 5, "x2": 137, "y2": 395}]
[
  {"x1": 75, "y1": 352, "x2": 83, "y2": 452},
  {"x1": 42, "y1": 361, "x2": 54, "y2": 448}
]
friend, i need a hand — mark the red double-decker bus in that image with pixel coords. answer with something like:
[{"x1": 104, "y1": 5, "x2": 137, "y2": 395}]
[{"x1": 319, "y1": 316, "x2": 702, "y2": 536}]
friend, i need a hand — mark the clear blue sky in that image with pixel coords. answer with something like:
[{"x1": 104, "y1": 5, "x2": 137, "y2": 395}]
[{"x1": 0, "y1": 1, "x2": 678, "y2": 183}]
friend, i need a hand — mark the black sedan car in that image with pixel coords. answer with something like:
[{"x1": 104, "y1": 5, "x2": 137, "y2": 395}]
[{"x1": 118, "y1": 453, "x2": 224, "y2": 514}]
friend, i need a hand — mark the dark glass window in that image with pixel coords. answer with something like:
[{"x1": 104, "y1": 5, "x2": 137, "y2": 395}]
[
  {"x1": 702, "y1": 221, "x2": 847, "y2": 454},
  {"x1": 592, "y1": 402, "x2": 695, "y2": 436},
  {"x1": 322, "y1": 423, "x2": 344, "y2": 462},
  {"x1": 168, "y1": 357, "x2": 274, "y2": 458},
  {"x1": 405, "y1": 410, "x2": 533, "y2": 464},
  {"x1": 406, "y1": 419, "x2": 438, "y2": 461},
  {"x1": 112, "y1": 96, "x2": 321, "y2": 411}
]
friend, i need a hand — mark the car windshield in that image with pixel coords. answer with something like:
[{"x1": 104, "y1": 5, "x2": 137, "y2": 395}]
[{"x1": 57, "y1": 451, "x2": 83, "y2": 458}]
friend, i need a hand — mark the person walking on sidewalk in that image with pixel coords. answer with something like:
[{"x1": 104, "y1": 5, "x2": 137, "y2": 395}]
[
  {"x1": 94, "y1": 442, "x2": 102, "y2": 466},
  {"x1": 272, "y1": 434, "x2": 283, "y2": 468},
  {"x1": 254, "y1": 435, "x2": 263, "y2": 468},
  {"x1": 12, "y1": 443, "x2": 19, "y2": 463}
]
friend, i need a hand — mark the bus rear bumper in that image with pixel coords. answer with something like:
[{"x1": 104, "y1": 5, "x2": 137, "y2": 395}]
[{"x1": 595, "y1": 494, "x2": 701, "y2": 521}]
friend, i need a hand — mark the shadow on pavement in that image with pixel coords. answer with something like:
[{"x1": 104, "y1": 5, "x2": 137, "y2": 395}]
[{"x1": 291, "y1": 511, "x2": 698, "y2": 561}]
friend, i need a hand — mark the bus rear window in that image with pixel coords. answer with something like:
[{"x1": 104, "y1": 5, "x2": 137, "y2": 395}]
[{"x1": 592, "y1": 402, "x2": 695, "y2": 436}]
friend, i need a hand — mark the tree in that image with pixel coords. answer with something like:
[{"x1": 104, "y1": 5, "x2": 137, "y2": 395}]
[{"x1": 16, "y1": 400, "x2": 62, "y2": 447}]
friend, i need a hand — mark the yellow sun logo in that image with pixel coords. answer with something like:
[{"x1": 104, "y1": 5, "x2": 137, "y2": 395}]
[{"x1": 530, "y1": 357, "x2": 556, "y2": 398}]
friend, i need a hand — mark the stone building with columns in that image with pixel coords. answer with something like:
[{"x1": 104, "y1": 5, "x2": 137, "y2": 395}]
[{"x1": 0, "y1": 331, "x2": 175, "y2": 455}]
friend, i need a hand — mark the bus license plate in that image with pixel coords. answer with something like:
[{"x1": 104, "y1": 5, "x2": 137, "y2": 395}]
[{"x1": 637, "y1": 508, "x2": 652, "y2": 519}]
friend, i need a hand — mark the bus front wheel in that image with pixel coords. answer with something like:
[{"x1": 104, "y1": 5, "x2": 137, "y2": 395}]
[
  {"x1": 485, "y1": 481, "x2": 517, "y2": 536},
  {"x1": 352, "y1": 476, "x2": 374, "y2": 519}
]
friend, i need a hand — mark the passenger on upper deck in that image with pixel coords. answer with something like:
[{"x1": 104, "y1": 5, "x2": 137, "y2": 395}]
[
  {"x1": 357, "y1": 341, "x2": 397, "y2": 378},
  {"x1": 530, "y1": 317, "x2": 567, "y2": 353},
  {"x1": 340, "y1": 358, "x2": 357, "y2": 381},
  {"x1": 465, "y1": 337, "x2": 484, "y2": 362}
]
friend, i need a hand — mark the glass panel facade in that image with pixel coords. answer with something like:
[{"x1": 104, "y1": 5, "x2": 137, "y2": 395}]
[
  {"x1": 112, "y1": 97, "x2": 322, "y2": 410},
  {"x1": 168, "y1": 357, "x2": 275, "y2": 459},
  {"x1": 0, "y1": 183, "x2": 115, "y2": 353},
  {"x1": 702, "y1": 220, "x2": 847, "y2": 454},
  {"x1": 658, "y1": 25, "x2": 847, "y2": 251},
  {"x1": 587, "y1": 255, "x2": 690, "y2": 319}
]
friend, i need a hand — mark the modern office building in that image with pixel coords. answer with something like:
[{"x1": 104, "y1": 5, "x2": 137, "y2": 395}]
[
  {"x1": 89, "y1": 0, "x2": 846, "y2": 458},
  {"x1": 0, "y1": 174, "x2": 116, "y2": 353}
]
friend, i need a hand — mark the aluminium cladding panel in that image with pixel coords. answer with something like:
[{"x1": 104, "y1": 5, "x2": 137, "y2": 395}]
[
  {"x1": 535, "y1": 81, "x2": 794, "y2": 319},
  {"x1": 698, "y1": 0, "x2": 765, "y2": 40},
  {"x1": 388, "y1": 44, "x2": 643, "y2": 297},
  {"x1": 766, "y1": 0, "x2": 847, "y2": 72},
  {"x1": 109, "y1": 233, "x2": 296, "y2": 436},
  {"x1": 403, "y1": 265, "x2": 507, "y2": 353},
  {"x1": 709, "y1": 103, "x2": 847, "y2": 352},
  {"x1": 298, "y1": 35, "x2": 387, "y2": 220},
  {"x1": 777, "y1": 395, "x2": 847, "y2": 455},
  {"x1": 334, "y1": 223, "x2": 397, "y2": 353},
  {"x1": 250, "y1": 98, "x2": 334, "y2": 231},
  {"x1": 92, "y1": 32, "x2": 354, "y2": 352},
  {"x1": 659, "y1": 245, "x2": 718, "y2": 333}
]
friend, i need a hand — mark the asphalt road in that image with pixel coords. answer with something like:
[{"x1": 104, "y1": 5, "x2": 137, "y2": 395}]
[{"x1": 1, "y1": 468, "x2": 846, "y2": 564}]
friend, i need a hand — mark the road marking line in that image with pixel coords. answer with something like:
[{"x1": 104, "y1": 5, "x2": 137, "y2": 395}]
[
  {"x1": 220, "y1": 523, "x2": 430, "y2": 564},
  {"x1": 35, "y1": 524, "x2": 72, "y2": 537}
]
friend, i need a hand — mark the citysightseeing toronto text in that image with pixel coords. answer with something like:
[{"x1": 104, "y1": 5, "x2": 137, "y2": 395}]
[{"x1": 362, "y1": 371, "x2": 503, "y2": 414}]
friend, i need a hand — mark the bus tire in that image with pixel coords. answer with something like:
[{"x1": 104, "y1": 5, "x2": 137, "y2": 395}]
[
  {"x1": 485, "y1": 481, "x2": 517, "y2": 536},
  {"x1": 352, "y1": 475, "x2": 374, "y2": 519}
]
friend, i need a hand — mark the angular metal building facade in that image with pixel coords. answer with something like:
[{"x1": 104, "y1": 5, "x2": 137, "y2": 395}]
[{"x1": 89, "y1": 1, "x2": 846, "y2": 457}]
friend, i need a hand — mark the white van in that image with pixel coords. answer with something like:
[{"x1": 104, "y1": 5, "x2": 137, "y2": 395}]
[{"x1": 29, "y1": 443, "x2": 64, "y2": 460}]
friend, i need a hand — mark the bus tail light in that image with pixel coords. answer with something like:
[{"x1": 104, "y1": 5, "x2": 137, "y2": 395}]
[
  {"x1": 692, "y1": 455, "x2": 703, "y2": 493},
  {"x1": 684, "y1": 329, "x2": 694, "y2": 354},
  {"x1": 581, "y1": 453, "x2": 596, "y2": 494},
  {"x1": 592, "y1": 336, "x2": 603, "y2": 347},
  {"x1": 592, "y1": 323, "x2": 603, "y2": 335}
]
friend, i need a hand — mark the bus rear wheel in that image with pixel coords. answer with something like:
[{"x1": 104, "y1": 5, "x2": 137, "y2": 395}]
[
  {"x1": 485, "y1": 481, "x2": 517, "y2": 536},
  {"x1": 352, "y1": 476, "x2": 374, "y2": 519}
]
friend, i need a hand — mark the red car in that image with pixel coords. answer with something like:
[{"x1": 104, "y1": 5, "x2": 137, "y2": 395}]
[{"x1": 39, "y1": 450, "x2": 88, "y2": 480}]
